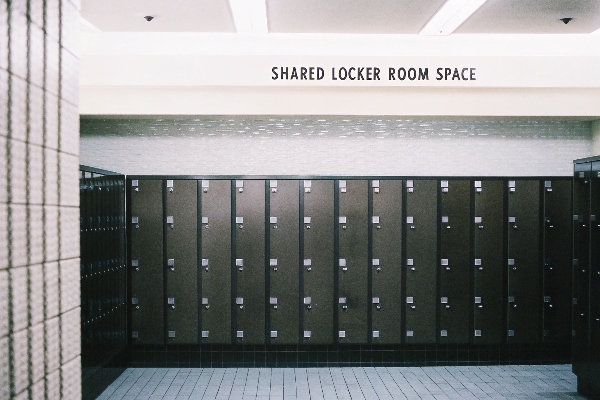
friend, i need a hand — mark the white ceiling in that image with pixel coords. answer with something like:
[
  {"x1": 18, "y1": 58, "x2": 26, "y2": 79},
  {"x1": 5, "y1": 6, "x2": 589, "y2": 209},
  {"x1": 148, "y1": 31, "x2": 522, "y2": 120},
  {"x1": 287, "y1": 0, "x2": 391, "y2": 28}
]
[{"x1": 81, "y1": 0, "x2": 600, "y2": 34}]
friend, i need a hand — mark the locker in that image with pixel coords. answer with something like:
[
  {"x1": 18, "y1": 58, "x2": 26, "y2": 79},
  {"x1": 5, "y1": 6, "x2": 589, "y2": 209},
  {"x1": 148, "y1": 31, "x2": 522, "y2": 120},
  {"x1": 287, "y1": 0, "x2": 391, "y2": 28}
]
[
  {"x1": 268, "y1": 180, "x2": 300, "y2": 344},
  {"x1": 472, "y1": 180, "x2": 504, "y2": 344},
  {"x1": 589, "y1": 162, "x2": 600, "y2": 381},
  {"x1": 234, "y1": 180, "x2": 266, "y2": 344},
  {"x1": 303, "y1": 180, "x2": 334, "y2": 344},
  {"x1": 405, "y1": 180, "x2": 437, "y2": 343},
  {"x1": 542, "y1": 179, "x2": 572, "y2": 343},
  {"x1": 506, "y1": 180, "x2": 541, "y2": 344},
  {"x1": 371, "y1": 179, "x2": 403, "y2": 344},
  {"x1": 200, "y1": 180, "x2": 232, "y2": 343},
  {"x1": 337, "y1": 180, "x2": 368, "y2": 344},
  {"x1": 573, "y1": 162, "x2": 591, "y2": 381},
  {"x1": 129, "y1": 179, "x2": 164, "y2": 344},
  {"x1": 165, "y1": 180, "x2": 198, "y2": 344},
  {"x1": 439, "y1": 180, "x2": 470, "y2": 343}
]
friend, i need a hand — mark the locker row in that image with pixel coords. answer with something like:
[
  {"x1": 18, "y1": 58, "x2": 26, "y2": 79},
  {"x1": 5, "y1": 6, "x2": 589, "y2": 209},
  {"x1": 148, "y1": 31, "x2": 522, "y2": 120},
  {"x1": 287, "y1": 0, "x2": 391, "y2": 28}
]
[
  {"x1": 128, "y1": 177, "x2": 572, "y2": 346},
  {"x1": 572, "y1": 158, "x2": 600, "y2": 398},
  {"x1": 80, "y1": 176, "x2": 128, "y2": 369}
]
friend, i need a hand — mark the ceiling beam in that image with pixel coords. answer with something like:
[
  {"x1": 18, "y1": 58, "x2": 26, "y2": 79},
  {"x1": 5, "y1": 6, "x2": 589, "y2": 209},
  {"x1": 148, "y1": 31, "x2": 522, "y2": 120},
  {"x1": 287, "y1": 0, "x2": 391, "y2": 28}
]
[
  {"x1": 420, "y1": 0, "x2": 488, "y2": 35},
  {"x1": 229, "y1": 0, "x2": 268, "y2": 33}
]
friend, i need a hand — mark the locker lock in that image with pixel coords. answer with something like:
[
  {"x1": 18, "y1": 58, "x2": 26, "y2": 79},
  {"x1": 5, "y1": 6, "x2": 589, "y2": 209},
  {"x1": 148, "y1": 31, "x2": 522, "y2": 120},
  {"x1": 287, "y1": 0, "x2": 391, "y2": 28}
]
[
  {"x1": 202, "y1": 298, "x2": 209, "y2": 310},
  {"x1": 167, "y1": 259, "x2": 175, "y2": 272},
  {"x1": 168, "y1": 298, "x2": 175, "y2": 310}
]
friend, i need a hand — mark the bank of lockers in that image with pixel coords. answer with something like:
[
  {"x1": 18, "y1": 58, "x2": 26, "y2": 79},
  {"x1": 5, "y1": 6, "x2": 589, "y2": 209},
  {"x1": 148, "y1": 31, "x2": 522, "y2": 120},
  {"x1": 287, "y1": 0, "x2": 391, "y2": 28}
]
[{"x1": 127, "y1": 177, "x2": 572, "y2": 346}]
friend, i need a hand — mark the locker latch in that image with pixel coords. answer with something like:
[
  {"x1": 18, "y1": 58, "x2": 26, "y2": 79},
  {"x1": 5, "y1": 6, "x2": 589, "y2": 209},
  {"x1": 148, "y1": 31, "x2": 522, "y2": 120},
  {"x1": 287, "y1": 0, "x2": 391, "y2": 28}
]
[
  {"x1": 407, "y1": 216, "x2": 415, "y2": 229},
  {"x1": 475, "y1": 297, "x2": 482, "y2": 308},
  {"x1": 167, "y1": 258, "x2": 174, "y2": 272},
  {"x1": 509, "y1": 216, "x2": 517, "y2": 230},
  {"x1": 441, "y1": 297, "x2": 450, "y2": 309},
  {"x1": 270, "y1": 180, "x2": 278, "y2": 193},
  {"x1": 304, "y1": 216, "x2": 311, "y2": 229},
  {"x1": 132, "y1": 297, "x2": 139, "y2": 310},
  {"x1": 304, "y1": 259, "x2": 312, "y2": 272},
  {"x1": 373, "y1": 258, "x2": 380, "y2": 272},
  {"x1": 202, "y1": 297, "x2": 209, "y2": 309},
  {"x1": 132, "y1": 216, "x2": 139, "y2": 229},
  {"x1": 442, "y1": 215, "x2": 450, "y2": 229},
  {"x1": 236, "y1": 216, "x2": 243, "y2": 229},
  {"x1": 236, "y1": 297, "x2": 244, "y2": 309},
  {"x1": 236, "y1": 259, "x2": 244, "y2": 271},
  {"x1": 441, "y1": 259, "x2": 450, "y2": 271},
  {"x1": 168, "y1": 297, "x2": 175, "y2": 310},
  {"x1": 167, "y1": 180, "x2": 173, "y2": 193},
  {"x1": 270, "y1": 297, "x2": 278, "y2": 309},
  {"x1": 545, "y1": 180, "x2": 552, "y2": 192},
  {"x1": 304, "y1": 180, "x2": 312, "y2": 193},
  {"x1": 441, "y1": 180, "x2": 449, "y2": 193},
  {"x1": 508, "y1": 181, "x2": 516, "y2": 192},
  {"x1": 372, "y1": 180, "x2": 380, "y2": 194},
  {"x1": 304, "y1": 297, "x2": 312, "y2": 310},
  {"x1": 202, "y1": 216, "x2": 209, "y2": 228},
  {"x1": 339, "y1": 297, "x2": 348, "y2": 310},
  {"x1": 508, "y1": 259, "x2": 516, "y2": 270},
  {"x1": 167, "y1": 216, "x2": 174, "y2": 229},
  {"x1": 270, "y1": 217, "x2": 278, "y2": 229},
  {"x1": 339, "y1": 180, "x2": 347, "y2": 193},
  {"x1": 474, "y1": 181, "x2": 482, "y2": 193},
  {"x1": 407, "y1": 297, "x2": 415, "y2": 309},
  {"x1": 340, "y1": 216, "x2": 347, "y2": 230},
  {"x1": 202, "y1": 258, "x2": 209, "y2": 271},
  {"x1": 508, "y1": 296, "x2": 516, "y2": 308},
  {"x1": 339, "y1": 259, "x2": 347, "y2": 272},
  {"x1": 407, "y1": 180, "x2": 414, "y2": 193},
  {"x1": 372, "y1": 216, "x2": 380, "y2": 229},
  {"x1": 407, "y1": 259, "x2": 415, "y2": 271},
  {"x1": 475, "y1": 259, "x2": 482, "y2": 271},
  {"x1": 202, "y1": 180, "x2": 209, "y2": 193},
  {"x1": 132, "y1": 180, "x2": 139, "y2": 192},
  {"x1": 236, "y1": 180, "x2": 244, "y2": 193},
  {"x1": 270, "y1": 258, "x2": 278, "y2": 271},
  {"x1": 372, "y1": 297, "x2": 380, "y2": 310},
  {"x1": 132, "y1": 259, "x2": 139, "y2": 272}
]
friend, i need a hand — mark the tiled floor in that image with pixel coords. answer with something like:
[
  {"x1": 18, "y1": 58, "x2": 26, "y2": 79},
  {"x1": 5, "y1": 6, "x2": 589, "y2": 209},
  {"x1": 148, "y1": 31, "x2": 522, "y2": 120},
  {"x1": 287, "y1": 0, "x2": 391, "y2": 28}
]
[{"x1": 98, "y1": 364, "x2": 585, "y2": 400}]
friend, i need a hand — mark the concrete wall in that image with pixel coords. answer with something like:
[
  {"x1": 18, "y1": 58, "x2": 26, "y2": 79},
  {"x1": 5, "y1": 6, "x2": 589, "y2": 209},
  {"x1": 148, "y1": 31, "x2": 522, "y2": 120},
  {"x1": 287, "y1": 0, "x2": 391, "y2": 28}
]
[
  {"x1": 1, "y1": 1, "x2": 81, "y2": 398},
  {"x1": 80, "y1": 116, "x2": 591, "y2": 176}
]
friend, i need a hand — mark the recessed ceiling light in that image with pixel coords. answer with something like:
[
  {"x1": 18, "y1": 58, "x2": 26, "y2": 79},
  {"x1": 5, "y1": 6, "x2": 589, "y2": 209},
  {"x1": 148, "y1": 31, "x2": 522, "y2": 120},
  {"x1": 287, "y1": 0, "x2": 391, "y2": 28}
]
[
  {"x1": 420, "y1": 0, "x2": 489, "y2": 35},
  {"x1": 144, "y1": 16, "x2": 154, "y2": 22}
]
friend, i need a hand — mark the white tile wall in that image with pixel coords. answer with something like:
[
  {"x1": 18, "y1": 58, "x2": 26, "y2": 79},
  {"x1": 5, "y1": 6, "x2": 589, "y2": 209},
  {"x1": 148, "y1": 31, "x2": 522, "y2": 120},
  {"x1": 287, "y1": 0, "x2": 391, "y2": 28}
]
[
  {"x1": 0, "y1": 203, "x2": 6, "y2": 269},
  {"x1": 29, "y1": 264, "x2": 45, "y2": 325},
  {"x1": 44, "y1": 206, "x2": 59, "y2": 262},
  {"x1": 80, "y1": 117, "x2": 592, "y2": 177},
  {"x1": 45, "y1": 317, "x2": 60, "y2": 374},
  {"x1": 9, "y1": 138, "x2": 27, "y2": 204},
  {"x1": 60, "y1": 153, "x2": 79, "y2": 206},
  {"x1": 44, "y1": 148, "x2": 59, "y2": 205},
  {"x1": 10, "y1": 266, "x2": 29, "y2": 332},
  {"x1": 12, "y1": 328, "x2": 29, "y2": 396},
  {"x1": 9, "y1": 204, "x2": 28, "y2": 268},
  {"x1": 45, "y1": 92, "x2": 60, "y2": 150},
  {"x1": 60, "y1": 258, "x2": 80, "y2": 314},
  {"x1": 44, "y1": 262, "x2": 60, "y2": 320},
  {"x1": 31, "y1": 322, "x2": 46, "y2": 384},
  {"x1": 0, "y1": 270, "x2": 7, "y2": 337},
  {"x1": 29, "y1": 206, "x2": 44, "y2": 266},
  {"x1": 61, "y1": 308, "x2": 81, "y2": 364},
  {"x1": 62, "y1": 356, "x2": 82, "y2": 400},
  {"x1": 28, "y1": 143, "x2": 44, "y2": 205},
  {"x1": 59, "y1": 206, "x2": 80, "y2": 260},
  {"x1": 0, "y1": 336, "x2": 9, "y2": 399}
]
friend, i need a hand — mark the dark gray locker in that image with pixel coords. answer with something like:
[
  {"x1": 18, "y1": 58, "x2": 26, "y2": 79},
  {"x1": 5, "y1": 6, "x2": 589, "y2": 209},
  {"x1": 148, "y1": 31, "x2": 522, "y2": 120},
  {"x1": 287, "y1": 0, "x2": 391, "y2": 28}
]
[
  {"x1": 130, "y1": 179, "x2": 164, "y2": 344},
  {"x1": 506, "y1": 179, "x2": 541, "y2": 344},
  {"x1": 439, "y1": 180, "x2": 470, "y2": 344},
  {"x1": 165, "y1": 180, "x2": 198, "y2": 344},
  {"x1": 542, "y1": 179, "x2": 572, "y2": 344},
  {"x1": 303, "y1": 180, "x2": 334, "y2": 344},
  {"x1": 200, "y1": 180, "x2": 231, "y2": 344},
  {"x1": 337, "y1": 180, "x2": 368, "y2": 344},
  {"x1": 573, "y1": 163, "x2": 591, "y2": 380},
  {"x1": 371, "y1": 179, "x2": 402, "y2": 344},
  {"x1": 235, "y1": 180, "x2": 266, "y2": 344},
  {"x1": 268, "y1": 180, "x2": 300, "y2": 344},
  {"x1": 590, "y1": 162, "x2": 600, "y2": 383},
  {"x1": 405, "y1": 179, "x2": 437, "y2": 343},
  {"x1": 472, "y1": 180, "x2": 504, "y2": 344}
]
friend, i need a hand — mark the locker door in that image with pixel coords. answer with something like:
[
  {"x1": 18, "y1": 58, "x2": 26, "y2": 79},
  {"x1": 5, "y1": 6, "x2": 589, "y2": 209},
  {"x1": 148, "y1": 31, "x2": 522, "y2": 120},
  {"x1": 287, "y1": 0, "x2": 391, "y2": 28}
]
[
  {"x1": 371, "y1": 179, "x2": 402, "y2": 344},
  {"x1": 200, "y1": 180, "x2": 231, "y2": 343},
  {"x1": 573, "y1": 163, "x2": 591, "y2": 380},
  {"x1": 591, "y1": 162, "x2": 600, "y2": 383},
  {"x1": 405, "y1": 180, "x2": 437, "y2": 343},
  {"x1": 130, "y1": 179, "x2": 164, "y2": 344},
  {"x1": 337, "y1": 180, "x2": 368, "y2": 344},
  {"x1": 542, "y1": 179, "x2": 572, "y2": 344},
  {"x1": 439, "y1": 180, "x2": 470, "y2": 344},
  {"x1": 303, "y1": 180, "x2": 334, "y2": 344},
  {"x1": 472, "y1": 180, "x2": 504, "y2": 344},
  {"x1": 165, "y1": 180, "x2": 198, "y2": 344},
  {"x1": 234, "y1": 180, "x2": 266, "y2": 344},
  {"x1": 268, "y1": 180, "x2": 300, "y2": 344},
  {"x1": 506, "y1": 179, "x2": 541, "y2": 344}
]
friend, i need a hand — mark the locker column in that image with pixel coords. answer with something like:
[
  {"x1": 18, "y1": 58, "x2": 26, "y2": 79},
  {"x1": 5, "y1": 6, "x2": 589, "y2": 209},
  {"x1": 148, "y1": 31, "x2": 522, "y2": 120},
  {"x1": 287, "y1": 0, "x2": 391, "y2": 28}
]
[
  {"x1": 267, "y1": 180, "x2": 300, "y2": 344},
  {"x1": 234, "y1": 180, "x2": 266, "y2": 344},
  {"x1": 199, "y1": 180, "x2": 232, "y2": 343},
  {"x1": 404, "y1": 180, "x2": 438, "y2": 343},
  {"x1": 589, "y1": 162, "x2": 600, "y2": 384},
  {"x1": 573, "y1": 163, "x2": 591, "y2": 388},
  {"x1": 129, "y1": 180, "x2": 165, "y2": 344},
  {"x1": 438, "y1": 180, "x2": 471, "y2": 344},
  {"x1": 541, "y1": 179, "x2": 573, "y2": 344},
  {"x1": 506, "y1": 180, "x2": 541, "y2": 344},
  {"x1": 165, "y1": 180, "x2": 198, "y2": 344},
  {"x1": 337, "y1": 180, "x2": 369, "y2": 344},
  {"x1": 302, "y1": 180, "x2": 334, "y2": 344},
  {"x1": 370, "y1": 179, "x2": 403, "y2": 344},
  {"x1": 472, "y1": 180, "x2": 504, "y2": 344}
]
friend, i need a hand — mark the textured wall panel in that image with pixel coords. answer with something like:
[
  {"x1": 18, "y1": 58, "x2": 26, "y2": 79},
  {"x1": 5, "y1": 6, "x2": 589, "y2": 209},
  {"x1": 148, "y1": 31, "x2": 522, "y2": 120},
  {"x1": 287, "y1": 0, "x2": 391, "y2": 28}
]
[{"x1": 80, "y1": 117, "x2": 592, "y2": 177}]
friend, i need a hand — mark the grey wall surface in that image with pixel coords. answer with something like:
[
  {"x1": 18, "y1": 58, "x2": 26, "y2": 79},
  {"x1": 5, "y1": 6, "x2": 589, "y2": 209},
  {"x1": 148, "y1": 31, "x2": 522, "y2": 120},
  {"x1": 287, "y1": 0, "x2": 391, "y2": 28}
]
[
  {"x1": 1, "y1": 1, "x2": 81, "y2": 399},
  {"x1": 80, "y1": 117, "x2": 592, "y2": 176}
]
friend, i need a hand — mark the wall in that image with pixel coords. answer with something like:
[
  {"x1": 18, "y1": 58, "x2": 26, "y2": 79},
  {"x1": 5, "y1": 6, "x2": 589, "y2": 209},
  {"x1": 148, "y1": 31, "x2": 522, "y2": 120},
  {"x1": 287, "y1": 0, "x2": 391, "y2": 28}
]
[
  {"x1": 593, "y1": 120, "x2": 600, "y2": 155},
  {"x1": 80, "y1": 116, "x2": 591, "y2": 177},
  {"x1": 1, "y1": 1, "x2": 81, "y2": 399}
]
